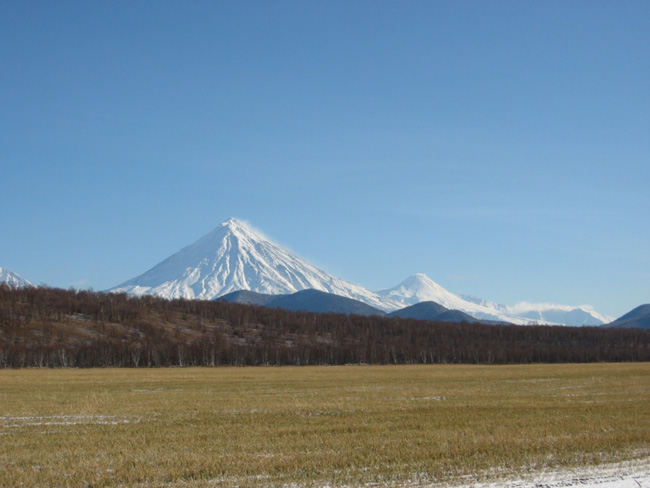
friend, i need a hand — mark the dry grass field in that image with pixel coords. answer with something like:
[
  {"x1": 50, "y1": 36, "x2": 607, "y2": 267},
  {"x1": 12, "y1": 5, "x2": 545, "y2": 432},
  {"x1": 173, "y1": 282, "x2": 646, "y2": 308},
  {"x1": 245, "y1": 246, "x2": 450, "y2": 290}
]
[{"x1": 1, "y1": 363, "x2": 649, "y2": 487}]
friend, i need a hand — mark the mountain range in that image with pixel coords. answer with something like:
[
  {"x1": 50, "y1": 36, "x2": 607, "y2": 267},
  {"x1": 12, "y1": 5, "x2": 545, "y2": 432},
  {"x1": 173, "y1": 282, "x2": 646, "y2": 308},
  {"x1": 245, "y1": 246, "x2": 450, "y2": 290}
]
[
  {"x1": 219, "y1": 289, "x2": 386, "y2": 316},
  {"x1": 387, "y1": 301, "x2": 488, "y2": 323},
  {"x1": 109, "y1": 218, "x2": 612, "y2": 326},
  {"x1": 3, "y1": 218, "x2": 645, "y2": 327},
  {"x1": 220, "y1": 289, "x2": 496, "y2": 324}
]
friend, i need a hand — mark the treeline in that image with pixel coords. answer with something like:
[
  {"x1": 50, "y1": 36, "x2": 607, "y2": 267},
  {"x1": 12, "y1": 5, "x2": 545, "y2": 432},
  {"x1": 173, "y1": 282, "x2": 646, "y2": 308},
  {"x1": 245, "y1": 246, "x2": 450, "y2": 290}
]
[{"x1": 1, "y1": 285, "x2": 649, "y2": 368}]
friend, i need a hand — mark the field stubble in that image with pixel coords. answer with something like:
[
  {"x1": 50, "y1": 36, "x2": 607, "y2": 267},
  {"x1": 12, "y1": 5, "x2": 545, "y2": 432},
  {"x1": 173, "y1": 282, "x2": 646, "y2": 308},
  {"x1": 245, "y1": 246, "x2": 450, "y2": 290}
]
[{"x1": 1, "y1": 363, "x2": 649, "y2": 487}]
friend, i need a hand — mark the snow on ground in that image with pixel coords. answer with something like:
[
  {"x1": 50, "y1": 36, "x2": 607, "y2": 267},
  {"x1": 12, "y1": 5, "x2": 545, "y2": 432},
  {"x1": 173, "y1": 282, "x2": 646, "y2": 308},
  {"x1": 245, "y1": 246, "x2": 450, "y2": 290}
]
[
  {"x1": 0, "y1": 414, "x2": 140, "y2": 428},
  {"x1": 447, "y1": 457, "x2": 650, "y2": 488}
]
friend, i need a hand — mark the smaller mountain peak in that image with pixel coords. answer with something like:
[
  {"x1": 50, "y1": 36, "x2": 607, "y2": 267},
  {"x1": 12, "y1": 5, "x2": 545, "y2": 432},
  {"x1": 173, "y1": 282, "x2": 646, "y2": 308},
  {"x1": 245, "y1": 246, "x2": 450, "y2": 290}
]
[{"x1": 403, "y1": 273, "x2": 439, "y2": 287}]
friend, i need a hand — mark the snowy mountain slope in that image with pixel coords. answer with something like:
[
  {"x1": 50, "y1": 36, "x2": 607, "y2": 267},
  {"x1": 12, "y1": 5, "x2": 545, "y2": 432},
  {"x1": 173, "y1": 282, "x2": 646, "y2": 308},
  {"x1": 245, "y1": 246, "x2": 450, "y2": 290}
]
[
  {"x1": 379, "y1": 274, "x2": 611, "y2": 326},
  {"x1": 376, "y1": 274, "x2": 533, "y2": 325},
  {"x1": 109, "y1": 219, "x2": 403, "y2": 311},
  {"x1": 0, "y1": 267, "x2": 34, "y2": 288},
  {"x1": 503, "y1": 302, "x2": 612, "y2": 326},
  {"x1": 458, "y1": 294, "x2": 610, "y2": 325}
]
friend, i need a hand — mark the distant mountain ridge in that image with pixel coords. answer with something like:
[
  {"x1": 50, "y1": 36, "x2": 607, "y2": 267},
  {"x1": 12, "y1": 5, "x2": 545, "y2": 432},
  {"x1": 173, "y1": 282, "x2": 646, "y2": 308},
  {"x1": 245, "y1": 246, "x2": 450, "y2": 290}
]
[
  {"x1": 387, "y1": 301, "x2": 482, "y2": 323},
  {"x1": 220, "y1": 289, "x2": 495, "y2": 323},
  {"x1": 605, "y1": 304, "x2": 650, "y2": 330},
  {"x1": 377, "y1": 274, "x2": 529, "y2": 324},
  {"x1": 219, "y1": 289, "x2": 385, "y2": 316},
  {"x1": 109, "y1": 218, "x2": 611, "y2": 326}
]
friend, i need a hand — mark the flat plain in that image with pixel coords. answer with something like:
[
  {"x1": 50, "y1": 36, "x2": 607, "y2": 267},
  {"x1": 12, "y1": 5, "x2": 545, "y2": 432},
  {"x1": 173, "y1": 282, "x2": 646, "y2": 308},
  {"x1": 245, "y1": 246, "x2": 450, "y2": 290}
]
[{"x1": 1, "y1": 363, "x2": 649, "y2": 487}]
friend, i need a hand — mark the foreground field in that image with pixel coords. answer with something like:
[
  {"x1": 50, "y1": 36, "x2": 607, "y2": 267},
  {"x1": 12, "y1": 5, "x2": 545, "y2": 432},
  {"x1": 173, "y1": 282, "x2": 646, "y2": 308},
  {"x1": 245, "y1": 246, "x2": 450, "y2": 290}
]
[{"x1": 1, "y1": 364, "x2": 649, "y2": 487}]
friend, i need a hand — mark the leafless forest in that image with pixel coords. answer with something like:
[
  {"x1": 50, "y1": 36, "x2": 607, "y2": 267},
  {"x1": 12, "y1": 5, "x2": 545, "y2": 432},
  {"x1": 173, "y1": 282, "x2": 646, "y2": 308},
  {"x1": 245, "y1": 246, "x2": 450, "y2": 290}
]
[{"x1": 1, "y1": 285, "x2": 649, "y2": 368}]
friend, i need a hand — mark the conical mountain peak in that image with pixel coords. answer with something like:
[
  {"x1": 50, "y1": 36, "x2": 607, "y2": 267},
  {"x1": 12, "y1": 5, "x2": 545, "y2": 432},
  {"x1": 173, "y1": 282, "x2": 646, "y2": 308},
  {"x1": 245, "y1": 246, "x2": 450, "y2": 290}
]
[
  {"x1": 109, "y1": 219, "x2": 401, "y2": 311},
  {"x1": 403, "y1": 273, "x2": 443, "y2": 287},
  {"x1": 377, "y1": 273, "x2": 450, "y2": 305}
]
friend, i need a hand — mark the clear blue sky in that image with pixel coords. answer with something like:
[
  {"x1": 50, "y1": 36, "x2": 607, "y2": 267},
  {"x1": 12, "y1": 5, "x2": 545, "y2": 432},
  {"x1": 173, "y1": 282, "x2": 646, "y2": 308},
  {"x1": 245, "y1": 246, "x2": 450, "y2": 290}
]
[{"x1": 2, "y1": 1, "x2": 648, "y2": 318}]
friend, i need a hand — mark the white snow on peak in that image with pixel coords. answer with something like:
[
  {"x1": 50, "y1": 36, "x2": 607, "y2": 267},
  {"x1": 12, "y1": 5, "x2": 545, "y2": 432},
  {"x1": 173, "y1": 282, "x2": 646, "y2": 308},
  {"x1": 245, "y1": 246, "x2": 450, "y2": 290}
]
[
  {"x1": 375, "y1": 274, "x2": 609, "y2": 326},
  {"x1": 0, "y1": 267, "x2": 34, "y2": 288},
  {"x1": 109, "y1": 218, "x2": 402, "y2": 312},
  {"x1": 376, "y1": 273, "x2": 534, "y2": 325},
  {"x1": 504, "y1": 302, "x2": 612, "y2": 326}
]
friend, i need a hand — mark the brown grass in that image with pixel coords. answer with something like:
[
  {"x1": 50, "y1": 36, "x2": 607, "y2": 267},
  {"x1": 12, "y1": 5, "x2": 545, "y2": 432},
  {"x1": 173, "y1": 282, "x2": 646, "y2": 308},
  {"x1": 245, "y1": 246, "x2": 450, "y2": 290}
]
[{"x1": 1, "y1": 363, "x2": 649, "y2": 487}]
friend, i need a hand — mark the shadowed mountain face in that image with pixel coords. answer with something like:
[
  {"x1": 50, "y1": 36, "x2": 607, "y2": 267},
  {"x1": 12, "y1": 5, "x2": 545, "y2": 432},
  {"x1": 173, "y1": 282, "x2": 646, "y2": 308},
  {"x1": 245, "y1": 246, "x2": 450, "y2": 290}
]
[
  {"x1": 216, "y1": 290, "x2": 279, "y2": 307},
  {"x1": 387, "y1": 301, "x2": 483, "y2": 323},
  {"x1": 218, "y1": 289, "x2": 386, "y2": 316},
  {"x1": 387, "y1": 301, "x2": 449, "y2": 320},
  {"x1": 220, "y1": 291, "x2": 493, "y2": 323},
  {"x1": 606, "y1": 304, "x2": 650, "y2": 330},
  {"x1": 266, "y1": 290, "x2": 386, "y2": 316}
]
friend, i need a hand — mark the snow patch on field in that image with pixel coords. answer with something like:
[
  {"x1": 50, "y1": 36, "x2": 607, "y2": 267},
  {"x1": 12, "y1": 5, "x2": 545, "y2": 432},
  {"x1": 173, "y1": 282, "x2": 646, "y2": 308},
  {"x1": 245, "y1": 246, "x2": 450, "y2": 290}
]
[
  {"x1": 0, "y1": 414, "x2": 140, "y2": 428},
  {"x1": 447, "y1": 457, "x2": 650, "y2": 488}
]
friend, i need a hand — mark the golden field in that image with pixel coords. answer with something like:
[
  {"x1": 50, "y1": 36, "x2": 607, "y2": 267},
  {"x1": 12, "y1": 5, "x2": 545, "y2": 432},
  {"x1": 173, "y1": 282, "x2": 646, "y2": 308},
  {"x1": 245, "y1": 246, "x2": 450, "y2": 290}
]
[{"x1": 1, "y1": 363, "x2": 649, "y2": 487}]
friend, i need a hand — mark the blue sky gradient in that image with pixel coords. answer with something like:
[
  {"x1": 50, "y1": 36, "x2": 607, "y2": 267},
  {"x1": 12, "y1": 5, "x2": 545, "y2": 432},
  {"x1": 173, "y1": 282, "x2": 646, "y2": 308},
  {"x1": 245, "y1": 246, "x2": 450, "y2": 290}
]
[{"x1": 2, "y1": 1, "x2": 648, "y2": 318}]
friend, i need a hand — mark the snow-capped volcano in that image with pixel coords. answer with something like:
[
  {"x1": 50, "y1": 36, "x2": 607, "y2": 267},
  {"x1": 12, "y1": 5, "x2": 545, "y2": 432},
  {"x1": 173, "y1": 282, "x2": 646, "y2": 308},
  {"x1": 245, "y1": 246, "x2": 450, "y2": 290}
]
[
  {"x1": 0, "y1": 267, "x2": 34, "y2": 288},
  {"x1": 109, "y1": 218, "x2": 402, "y2": 311}
]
